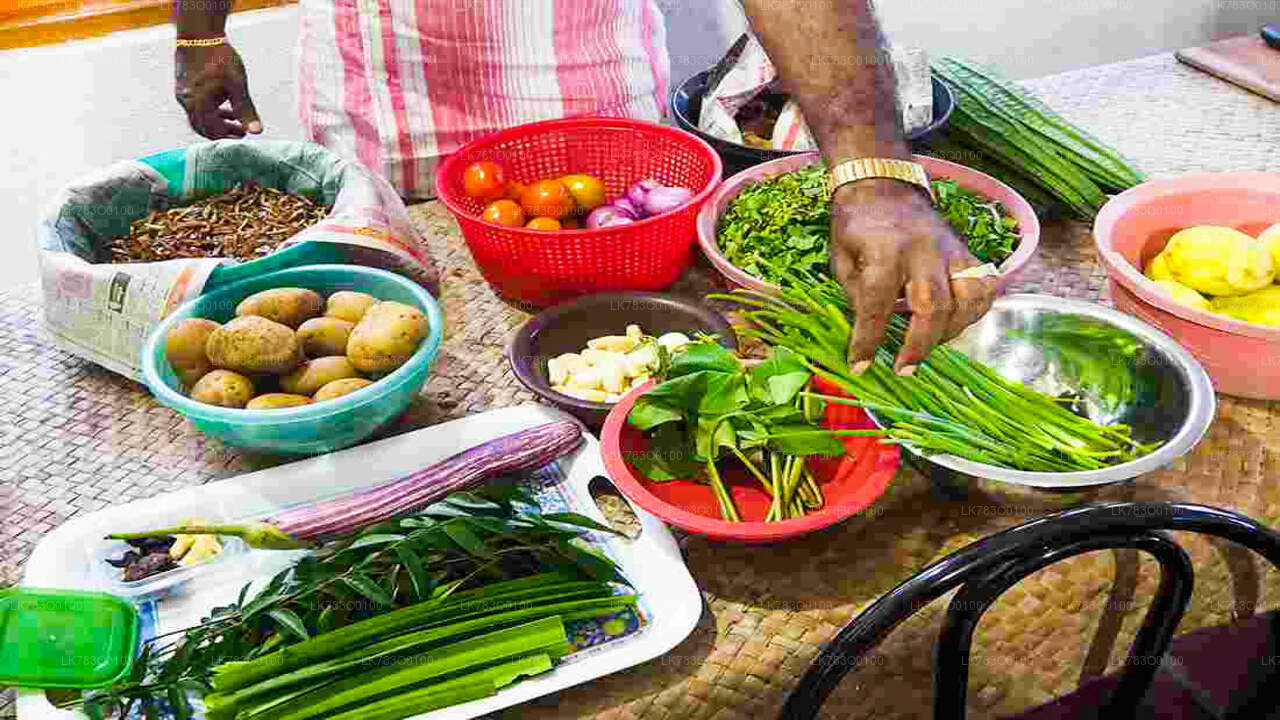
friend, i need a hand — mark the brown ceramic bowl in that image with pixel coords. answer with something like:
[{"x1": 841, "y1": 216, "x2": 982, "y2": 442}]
[{"x1": 507, "y1": 292, "x2": 737, "y2": 427}]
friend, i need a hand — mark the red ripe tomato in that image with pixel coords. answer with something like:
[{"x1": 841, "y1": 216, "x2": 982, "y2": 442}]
[
  {"x1": 520, "y1": 179, "x2": 575, "y2": 220},
  {"x1": 525, "y1": 217, "x2": 562, "y2": 231},
  {"x1": 481, "y1": 199, "x2": 525, "y2": 227},
  {"x1": 504, "y1": 181, "x2": 526, "y2": 201},
  {"x1": 463, "y1": 161, "x2": 507, "y2": 201}
]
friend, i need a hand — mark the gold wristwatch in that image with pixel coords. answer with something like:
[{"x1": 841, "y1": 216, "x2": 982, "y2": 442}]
[{"x1": 827, "y1": 158, "x2": 936, "y2": 202}]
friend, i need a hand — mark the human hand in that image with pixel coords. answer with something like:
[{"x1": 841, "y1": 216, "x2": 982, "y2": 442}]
[
  {"x1": 829, "y1": 178, "x2": 997, "y2": 376},
  {"x1": 175, "y1": 43, "x2": 262, "y2": 139}
]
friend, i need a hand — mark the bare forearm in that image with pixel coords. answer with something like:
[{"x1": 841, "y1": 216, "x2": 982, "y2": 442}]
[
  {"x1": 174, "y1": 0, "x2": 232, "y2": 38},
  {"x1": 739, "y1": 0, "x2": 907, "y2": 162}
]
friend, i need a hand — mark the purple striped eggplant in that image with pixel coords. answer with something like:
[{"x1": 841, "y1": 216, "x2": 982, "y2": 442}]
[{"x1": 108, "y1": 421, "x2": 582, "y2": 548}]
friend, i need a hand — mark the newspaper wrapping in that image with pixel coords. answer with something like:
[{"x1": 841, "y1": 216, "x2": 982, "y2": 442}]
[
  {"x1": 37, "y1": 140, "x2": 440, "y2": 381},
  {"x1": 699, "y1": 34, "x2": 932, "y2": 151}
]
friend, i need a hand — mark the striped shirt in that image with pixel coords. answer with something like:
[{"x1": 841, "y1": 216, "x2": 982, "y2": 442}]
[{"x1": 297, "y1": 0, "x2": 671, "y2": 199}]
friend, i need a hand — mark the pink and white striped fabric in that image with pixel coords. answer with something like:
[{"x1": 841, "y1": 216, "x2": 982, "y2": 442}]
[{"x1": 297, "y1": 0, "x2": 671, "y2": 199}]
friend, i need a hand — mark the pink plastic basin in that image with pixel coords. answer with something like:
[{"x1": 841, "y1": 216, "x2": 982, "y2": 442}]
[
  {"x1": 1093, "y1": 173, "x2": 1280, "y2": 400},
  {"x1": 695, "y1": 153, "x2": 1041, "y2": 312}
]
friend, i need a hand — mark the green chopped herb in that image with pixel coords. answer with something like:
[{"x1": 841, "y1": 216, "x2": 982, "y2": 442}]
[{"x1": 715, "y1": 166, "x2": 1021, "y2": 287}]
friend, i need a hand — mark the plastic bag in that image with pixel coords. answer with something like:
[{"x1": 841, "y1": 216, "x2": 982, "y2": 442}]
[
  {"x1": 37, "y1": 140, "x2": 439, "y2": 380},
  {"x1": 698, "y1": 33, "x2": 932, "y2": 150}
]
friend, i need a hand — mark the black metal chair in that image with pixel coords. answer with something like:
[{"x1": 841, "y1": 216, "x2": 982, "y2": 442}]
[{"x1": 779, "y1": 502, "x2": 1280, "y2": 720}]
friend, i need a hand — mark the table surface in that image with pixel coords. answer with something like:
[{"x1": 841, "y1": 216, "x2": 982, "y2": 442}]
[{"x1": 6, "y1": 52, "x2": 1280, "y2": 720}]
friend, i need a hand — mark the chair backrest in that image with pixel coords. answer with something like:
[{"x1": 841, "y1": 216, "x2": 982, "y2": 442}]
[{"x1": 778, "y1": 502, "x2": 1280, "y2": 720}]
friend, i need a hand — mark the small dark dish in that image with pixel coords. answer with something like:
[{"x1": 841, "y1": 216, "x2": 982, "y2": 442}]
[
  {"x1": 670, "y1": 70, "x2": 954, "y2": 177},
  {"x1": 508, "y1": 292, "x2": 737, "y2": 427}
]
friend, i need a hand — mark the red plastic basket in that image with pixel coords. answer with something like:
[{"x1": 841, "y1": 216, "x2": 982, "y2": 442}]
[{"x1": 435, "y1": 117, "x2": 723, "y2": 306}]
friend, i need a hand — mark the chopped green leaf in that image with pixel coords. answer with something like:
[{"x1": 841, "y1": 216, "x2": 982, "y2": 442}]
[
  {"x1": 668, "y1": 342, "x2": 740, "y2": 377},
  {"x1": 698, "y1": 373, "x2": 750, "y2": 414},
  {"x1": 628, "y1": 397, "x2": 684, "y2": 431},
  {"x1": 766, "y1": 424, "x2": 846, "y2": 457},
  {"x1": 638, "y1": 372, "x2": 710, "y2": 414},
  {"x1": 628, "y1": 423, "x2": 701, "y2": 482}
]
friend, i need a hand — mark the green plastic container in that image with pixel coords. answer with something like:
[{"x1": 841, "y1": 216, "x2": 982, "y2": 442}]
[
  {"x1": 140, "y1": 265, "x2": 443, "y2": 455},
  {"x1": 137, "y1": 148, "x2": 349, "y2": 291},
  {"x1": 0, "y1": 588, "x2": 138, "y2": 689}
]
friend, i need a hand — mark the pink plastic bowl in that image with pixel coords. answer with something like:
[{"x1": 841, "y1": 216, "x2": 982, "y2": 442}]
[
  {"x1": 1094, "y1": 173, "x2": 1280, "y2": 400},
  {"x1": 695, "y1": 153, "x2": 1041, "y2": 311}
]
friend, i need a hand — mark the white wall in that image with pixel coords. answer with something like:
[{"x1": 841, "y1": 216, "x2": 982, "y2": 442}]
[{"x1": 1, "y1": 1, "x2": 1275, "y2": 290}]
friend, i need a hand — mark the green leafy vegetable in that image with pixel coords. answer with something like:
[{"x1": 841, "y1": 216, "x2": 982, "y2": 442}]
[
  {"x1": 715, "y1": 166, "x2": 1022, "y2": 288},
  {"x1": 69, "y1": 483, "x2": 632, "y2": 718},
  {"x1": 625, "y1": 341, "x2": 884, "y2": 522},
  {"x1": 932, "y1": 179, "x2": 1021, "y2": 264},
  {"x1": 712, "y1": 273, "x2": 1162, "y2": 472}
]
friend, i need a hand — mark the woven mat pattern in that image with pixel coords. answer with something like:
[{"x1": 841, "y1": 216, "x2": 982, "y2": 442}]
[{"x1": 4, "y1": 52, "x2": 1280, "y2": 719}]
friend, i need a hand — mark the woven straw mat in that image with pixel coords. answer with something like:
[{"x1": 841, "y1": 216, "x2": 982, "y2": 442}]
[{"x1": 3, "y1": 53, "x2": 1280, "y2": 719}]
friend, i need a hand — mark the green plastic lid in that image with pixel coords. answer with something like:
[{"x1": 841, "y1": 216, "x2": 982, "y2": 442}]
[{"x1": 0, "y1": 588, "x2": 139, "y2": 688}]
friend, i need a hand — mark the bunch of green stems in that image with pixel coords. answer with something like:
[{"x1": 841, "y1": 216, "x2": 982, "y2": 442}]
[{"x1": 712, "y1": 276, "x2": 1158, "y2": 472}]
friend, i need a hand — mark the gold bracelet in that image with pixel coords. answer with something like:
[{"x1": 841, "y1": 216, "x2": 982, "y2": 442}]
[{"x1": 176, "y1": 36, "x2": 228, "y2": 47}]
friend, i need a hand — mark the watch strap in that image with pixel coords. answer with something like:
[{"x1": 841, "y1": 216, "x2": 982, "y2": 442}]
[{"x1": 828, "y1": 158, "x2": 936, "y2": 202}]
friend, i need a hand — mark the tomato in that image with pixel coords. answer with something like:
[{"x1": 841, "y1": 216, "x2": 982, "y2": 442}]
[
  {"x1": 525, "y1": 217, "x2": 562, "y2": 231},
  {"x1": 560, "y1": 217, "x2": 581, "y2": 230},
  {"x1": 481, "y1": 199, "x2": 525, "y2": 227},
  {"x1": 560, "y1": 174, "x2": 607, "y2": 213},
  {"x1": 520, "y1": 179, "x2": 575, "y2": 220},
  {"x1": 504, "y1": 181, "x2": 526, "y2": 201},
  {"x1": 463, "y1": 161, "x2": 507, "y2": 201}
]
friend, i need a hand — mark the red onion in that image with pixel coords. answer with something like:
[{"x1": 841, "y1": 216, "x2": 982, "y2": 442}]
[
  {"x1": 642, "y1": 186, "x2": 693, "y2": 215},
  {"x1": 612, "y1": 197, "x2": 644, "y2": 219},
  {"x1": 625, "y1": 179, "x2": 662, "y2": 210},
  {"x1": 600, "y1": 217, "x2": 635, "y2": 227},
  {"x1": 585, "y1": 205, "x2": 631, "y2": 228}
]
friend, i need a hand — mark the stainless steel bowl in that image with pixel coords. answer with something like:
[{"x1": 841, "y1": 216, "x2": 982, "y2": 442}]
[{"x1": 867, "y1": 294, "x2": 1216, "y2": 494}]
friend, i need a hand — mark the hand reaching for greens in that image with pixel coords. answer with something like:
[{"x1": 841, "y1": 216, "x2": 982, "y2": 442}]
[{"x1": 830, "y1": 179, "x2": 997, "y2": 376}]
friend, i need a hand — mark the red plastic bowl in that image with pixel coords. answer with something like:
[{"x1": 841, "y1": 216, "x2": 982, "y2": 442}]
[
  {"x1": 600, "y1": 377, "x2": 900, "y2": 543},
  {"x1": 1094, "y1": 173, "x2": 1280, "y2": 399},
  {"x1": 436, "y1": 117, "x2": 723, "y2": 307},
  {"x1": 695, "y1": 153, "x2": 1041, "y2": 311}
]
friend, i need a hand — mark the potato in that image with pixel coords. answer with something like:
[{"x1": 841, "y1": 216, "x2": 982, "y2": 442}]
[
  {"x1": 236, "y1": 287, "x2": 324, "y2": 328},
  {"x1": 189, "y1": 370, "x2": 255, "y2": 408},
  {"x1": 325, "y1": 291, "x2": 378, "y2": 324},
  {"x1": 297, "y1": 317, "x2": 355, "y2": 358},
  {"x1": 206, "y1": 316, "x2": 303, "y2": 375},
  {"x1": 246, "y1": 393, "x2": 314, "y2": 410},
  {"x1": 165, "y1": 318, "x2": 220, "y2": 388},
  {"x1": 346, "y1": 301, "x2": 429, "y2": 373},
  {"x1": 280, "y1": 356, "x2": 360, "y2": 395},
  {"x1": 313, "y1": 377, "x2": 374, "y2": 402}
]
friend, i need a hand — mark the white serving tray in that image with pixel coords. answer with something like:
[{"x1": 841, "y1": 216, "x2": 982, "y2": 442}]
[{"x1": 18, "y1": 405, "x2": 703, "y2": 720}]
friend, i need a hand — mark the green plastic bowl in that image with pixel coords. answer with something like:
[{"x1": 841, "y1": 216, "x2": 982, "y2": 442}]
[{"x1": 141, "y1": 265, "x2": 443, "y2": 455}]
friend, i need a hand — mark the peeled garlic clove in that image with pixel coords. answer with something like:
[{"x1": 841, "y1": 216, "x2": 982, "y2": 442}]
[
  {"x1": 564, "y1": 387, "x2": 610, "y2": 402},
  {"x1": 657, "y1": 332, "x2": 691, "y2": 351},
  {"x1": 625, "y1": 324, "x2": 644, "y2": 340},
  {"x1": 550, "y1": 353, "x2": 584, "y2": 384},
  {"x1": 624, "y1": 342, "x2": 660, "y2": 377},
  {"x1": 587, "y1": 335, "x2": 638, "y2": 353},
  {"x1": 582, "y1": 348, "x2": 626, "y2": 368},
  {"x1": 568, "y1": 366, "x2": 604, "y2": 391},
  {"x1": 600, "y1": 361, "x2": 627, "y2": 393}
]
